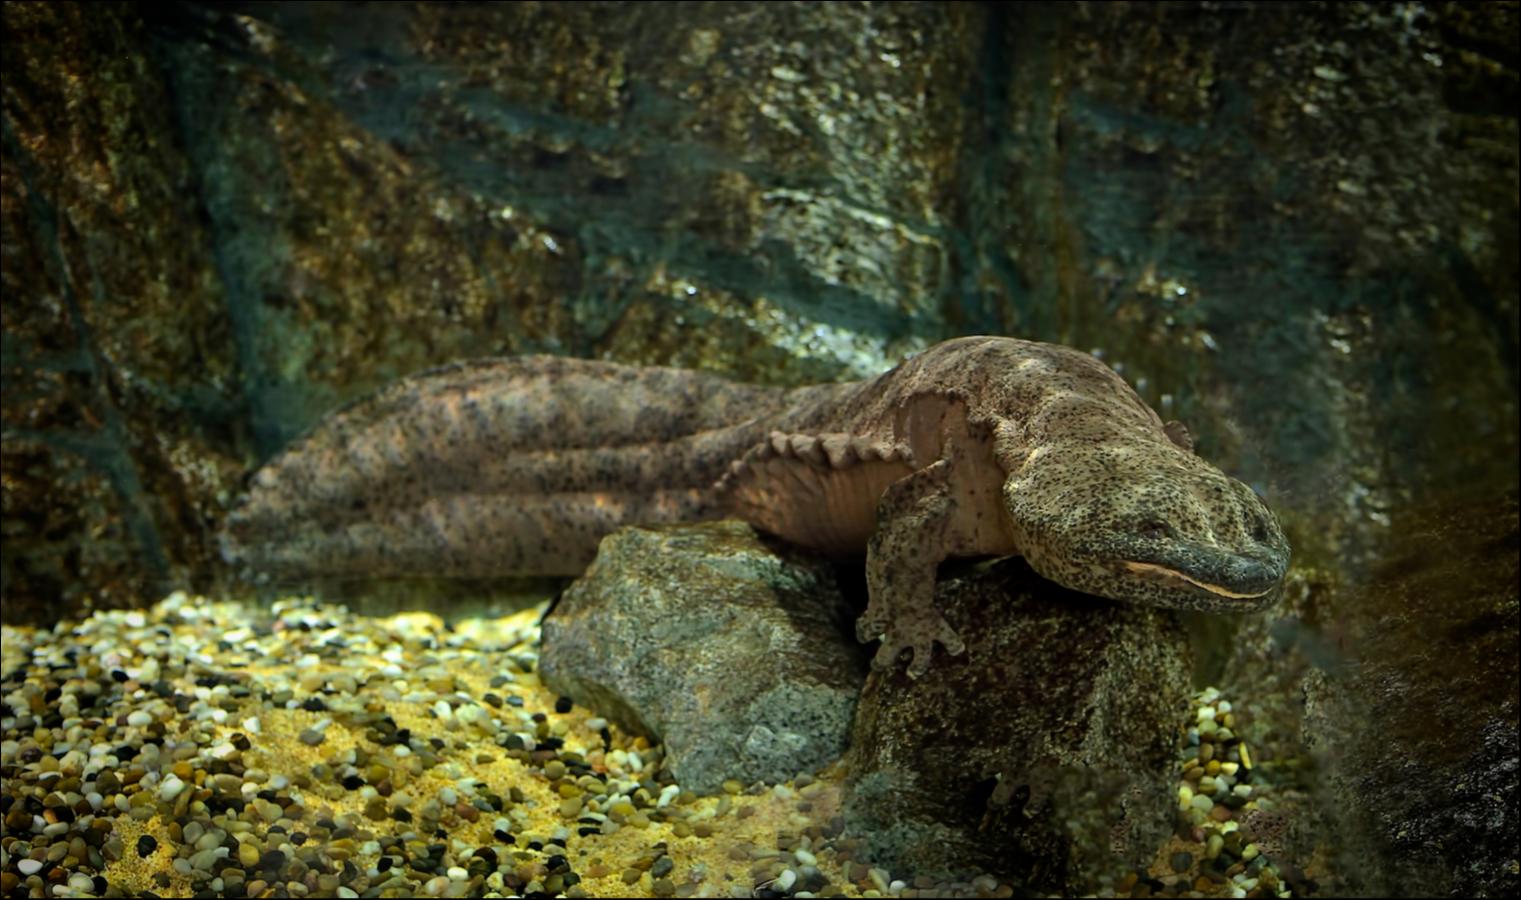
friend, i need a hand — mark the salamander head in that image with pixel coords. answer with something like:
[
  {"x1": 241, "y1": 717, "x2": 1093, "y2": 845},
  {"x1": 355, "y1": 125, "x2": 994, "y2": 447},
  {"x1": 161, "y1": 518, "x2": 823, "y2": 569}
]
[{"x1": 1003, "y1": 438, "x2": 1289, "y2": 611}]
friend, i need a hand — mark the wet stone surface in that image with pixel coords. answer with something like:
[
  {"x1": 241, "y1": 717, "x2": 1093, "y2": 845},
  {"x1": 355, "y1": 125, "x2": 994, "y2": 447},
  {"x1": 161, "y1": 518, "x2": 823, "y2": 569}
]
[
  {"x1": 843, "y1": 558, "x2": 1193, "y2": 893},
  {"x1": 540, "y1": 521, "x2": 867, "y2": 795}
]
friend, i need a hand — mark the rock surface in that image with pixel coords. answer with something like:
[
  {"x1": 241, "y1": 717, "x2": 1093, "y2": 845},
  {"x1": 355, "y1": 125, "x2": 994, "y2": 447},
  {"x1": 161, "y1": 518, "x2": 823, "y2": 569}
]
[
  {"x1": 843, "y1": 558, "x2": 1193, "y2": 892},
  {"x1": 1298, "y1": 489, "x2": 1519, "y2": 898},
  {"x1": 539, "y1": 521, "x2": 866, "y2": 794}
]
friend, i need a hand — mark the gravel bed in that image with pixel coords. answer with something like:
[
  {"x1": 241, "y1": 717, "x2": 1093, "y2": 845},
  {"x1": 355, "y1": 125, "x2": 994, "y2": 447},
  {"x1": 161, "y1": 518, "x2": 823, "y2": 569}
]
[
  {"x1": 2, "y1": 593, "x2": 1309, "y2": 898},
  {"x1": 1099, "y1": 687, "x2": 1313, "y2": 899},
  {"x1": 0, "y1": 593, "x2": 995, "y2": 898}
]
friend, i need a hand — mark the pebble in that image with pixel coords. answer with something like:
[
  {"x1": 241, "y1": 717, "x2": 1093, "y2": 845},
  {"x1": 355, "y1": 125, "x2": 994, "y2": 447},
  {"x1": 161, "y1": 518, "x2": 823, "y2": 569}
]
[
  {"x1": 16, "y1": 859, "x2": 42, "y2": 876},
  {"x1": 157, "y1": 774, "x2": 187, "y2": 802},
  {"x1": 238, "y1": 841, "x2": 261, "y2": 867}
]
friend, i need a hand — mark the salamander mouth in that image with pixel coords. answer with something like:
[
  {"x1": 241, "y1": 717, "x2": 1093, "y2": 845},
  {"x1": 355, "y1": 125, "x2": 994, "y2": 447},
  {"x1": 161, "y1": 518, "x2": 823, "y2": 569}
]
[{"x1": 1119, "y1": 559, "x2": 1278, "y2": 600}]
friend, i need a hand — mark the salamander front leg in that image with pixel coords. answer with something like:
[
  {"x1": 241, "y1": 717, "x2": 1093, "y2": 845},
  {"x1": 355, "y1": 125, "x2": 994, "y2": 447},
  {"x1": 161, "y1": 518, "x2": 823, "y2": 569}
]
[{"x1": 857, "y1": 459, "x2": 966, "y2": 678}]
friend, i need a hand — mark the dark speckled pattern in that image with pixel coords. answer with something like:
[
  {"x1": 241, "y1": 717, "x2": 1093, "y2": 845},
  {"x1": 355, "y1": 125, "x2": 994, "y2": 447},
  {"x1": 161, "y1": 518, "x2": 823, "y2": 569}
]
[{"x1": 222, "y1": 337, "x2": 1289, "y2": 676}]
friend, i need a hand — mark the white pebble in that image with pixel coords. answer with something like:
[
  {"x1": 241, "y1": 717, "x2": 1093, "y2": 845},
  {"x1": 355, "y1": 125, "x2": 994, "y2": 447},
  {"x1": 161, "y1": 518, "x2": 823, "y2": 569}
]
[
  {"x1": 17, "y1": 858, "x2": 42, "y2": 875},
  {"x1": 585, "y1": 717, "x2": 608, "y2": 731},
  {"x1": 127, "y1": 710, "x2": 153, "y2": 727},
  {"x1": 793, "y1": 848, "x2": 817, "y2": 866},
  {"x1": 242, "y1": 716, "x2": 261, "y2": 734},
  {"x1": 447, "y1": 866, "x2": 468, "y2": 880},
  {"x1": 69, "y1": 872, "x2": 95, "y2": 892},
  {"x1": 775, "y1": 869, "x2": 797, "y2": 891},
  {"x1": 159, "y1": 774, "x2": 187, "y2": 802},
  {"x1": 656, "y1": 784, "x2": 681, "y2": 807}
]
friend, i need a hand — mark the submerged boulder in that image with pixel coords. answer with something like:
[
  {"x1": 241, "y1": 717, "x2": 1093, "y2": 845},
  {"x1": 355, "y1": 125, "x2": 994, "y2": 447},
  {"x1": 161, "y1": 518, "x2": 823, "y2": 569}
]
[
  {"x1": 844, "y1": 558, "x2": 1193, "y2": 893},
  {"x1": 539, "y1": 521, "x2": 866, "y2": 793}
]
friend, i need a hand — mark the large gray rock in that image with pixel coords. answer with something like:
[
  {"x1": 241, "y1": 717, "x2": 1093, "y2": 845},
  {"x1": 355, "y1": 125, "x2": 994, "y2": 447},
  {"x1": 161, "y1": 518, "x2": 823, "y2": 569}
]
[
  {"x1": 539, "y1": 521, "x2": 866, "y2": 793},
  {"x1": 844, "y1": 558, "x2": 1192, "y2": 893}
]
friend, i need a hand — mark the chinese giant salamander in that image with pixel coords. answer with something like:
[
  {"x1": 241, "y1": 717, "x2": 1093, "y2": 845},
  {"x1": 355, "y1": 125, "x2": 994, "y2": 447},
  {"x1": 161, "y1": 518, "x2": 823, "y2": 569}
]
[{"x1": 221, "y1": 336, "x2": 1290, "y2": 677}]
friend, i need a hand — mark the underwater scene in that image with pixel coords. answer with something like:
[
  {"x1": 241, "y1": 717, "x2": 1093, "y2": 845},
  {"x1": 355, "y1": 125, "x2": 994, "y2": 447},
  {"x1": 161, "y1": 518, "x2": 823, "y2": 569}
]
[{"x1": 1, "y1": 3, "x2": 1516, "y2": 899}]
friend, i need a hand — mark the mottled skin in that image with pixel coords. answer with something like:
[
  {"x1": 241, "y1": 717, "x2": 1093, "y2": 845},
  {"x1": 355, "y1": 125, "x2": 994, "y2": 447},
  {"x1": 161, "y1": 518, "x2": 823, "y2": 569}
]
[{"x1": 223, "y1": 337, "x2": 1290, "y2": 677}]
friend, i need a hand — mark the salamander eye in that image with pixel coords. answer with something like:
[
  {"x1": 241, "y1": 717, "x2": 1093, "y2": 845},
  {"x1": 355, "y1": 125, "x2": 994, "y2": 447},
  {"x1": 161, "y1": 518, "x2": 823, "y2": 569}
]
[{"x1": 1139, "y1": 521, "x2": 1171, "y2": 541}]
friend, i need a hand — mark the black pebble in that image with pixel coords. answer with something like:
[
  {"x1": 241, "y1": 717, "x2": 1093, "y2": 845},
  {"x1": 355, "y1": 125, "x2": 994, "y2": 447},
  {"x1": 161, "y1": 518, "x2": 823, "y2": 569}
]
[
  {"x1": 230, "y1": 733, "x2": 251, "y2": 751},
  {"x1": 136, "y1": 834, "x2": 158, "y2": 858},
  {"x1": 341, "y1": 774, "x2": 364, "y2": 790},
  {"x1": 554, "y1": 696, "x2": 573, "y2": 714},
  {"x1": 111, "y1": 670, "x2": 129, "y2": 683}
]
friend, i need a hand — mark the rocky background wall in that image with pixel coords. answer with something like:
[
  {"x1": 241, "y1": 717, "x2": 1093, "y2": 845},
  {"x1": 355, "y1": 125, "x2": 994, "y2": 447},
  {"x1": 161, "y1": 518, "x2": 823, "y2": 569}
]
[{"x1": 3, "y1": 2, "x2": 1516, "y2": 895}]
